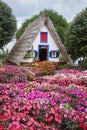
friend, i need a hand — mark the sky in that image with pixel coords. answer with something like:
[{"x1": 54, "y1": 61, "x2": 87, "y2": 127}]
[{"x1": 3, "y1": 0, "x2": 87, "y2": 29}]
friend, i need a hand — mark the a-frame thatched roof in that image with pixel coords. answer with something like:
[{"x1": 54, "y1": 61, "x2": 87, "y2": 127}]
[{"x1": 6, "y1": 14, "x2": 71, "y2": 66}]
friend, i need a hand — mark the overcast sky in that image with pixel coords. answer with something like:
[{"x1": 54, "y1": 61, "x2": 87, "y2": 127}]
[{"x1": 3, "y1": 0, "x2": 87, "y2": 29}]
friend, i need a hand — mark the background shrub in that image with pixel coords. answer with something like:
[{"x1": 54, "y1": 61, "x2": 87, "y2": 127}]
[{"x1": 78, "y1": 58, "x2": 87, "y2": 70}]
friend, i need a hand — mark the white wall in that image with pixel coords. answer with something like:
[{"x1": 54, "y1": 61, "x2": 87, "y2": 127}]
[{"x1": 32, "y1": 25, "x2": 58, "y2": 51}]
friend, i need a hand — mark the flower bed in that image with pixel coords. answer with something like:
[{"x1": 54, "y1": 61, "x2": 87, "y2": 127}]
[
  {"x1": 35, "y1": 61, "x2": 55, "y2": 76},
  {"x1": 0, "y1": 66, "x2": 87, "y2": 130}
]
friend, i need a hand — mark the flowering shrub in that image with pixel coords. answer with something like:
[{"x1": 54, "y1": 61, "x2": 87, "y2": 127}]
[
  {"x1": 0, "y1": 66, "x2": 87, "y2": 129},
  {"x1": 21, "y1": 67, "x2": 35, "y2": 81},
  {"x1": 36, "y1": 61, "x2": 55, "y2": 75},
  {"x1": 0, "y1": 66, "x2": 29, "y2": 83}
]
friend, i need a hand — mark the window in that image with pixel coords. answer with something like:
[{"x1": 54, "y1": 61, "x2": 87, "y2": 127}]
[
  {"x1": 50, "y1": 51, "x2": 59, "y2": 58},
  {"x1": 51, "y1": 52, "x2": 56, "y2": 58},
  {"x1": 40, "y1": 32, "x2": 47, "y2": 43},
  {"x1": 24, "y1": 50, "x2": 37, "y2": 58}
]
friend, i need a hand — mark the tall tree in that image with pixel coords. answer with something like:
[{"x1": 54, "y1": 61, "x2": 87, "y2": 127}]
[
  {"x1": 65, "y1": 8, "x2": 87, "y2": 60},
  {"x1": 0, "y1": 0, "x2": 17, "y2": 49},
  {"x1": 16, "y1": 9, "x2": 68, "y2": 44}
]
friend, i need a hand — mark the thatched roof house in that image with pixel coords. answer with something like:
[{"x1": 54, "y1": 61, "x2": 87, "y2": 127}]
[{"x1": 6, "y1": 14, "x2": 71, "y2": 66}]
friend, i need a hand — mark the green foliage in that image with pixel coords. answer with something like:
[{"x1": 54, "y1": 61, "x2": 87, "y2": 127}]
[
  {"x1": 16, "y1": 9, "x2": 68, "y2": 43},
  {"x1": 58, "y1": 64, "x2": 69, "y2": 70},
  {"x1": 0, "y1": 1, "x2": 17, "y2": 49},
  {"x1": 21, "y1": 63, "x2": 36, "y2": 67},
  {"x1": 79, "y1": 58, "x2": 87, "y2": 69},
  {"x1": 65, "y1": 8, "x2": 87, "y2": 60},
  {"x1": 59, "y1": 55, "x2": 66, "y2": 61},
  {"x1": 24, "y1": 52, "x2": 32, "y2": 58},
  {"x1": 61, "y1": 120, "x2": 79, "y2": 130},
  {"x1": 0, "y1": 49, "x2": 9, "y2": 59},
  {"x1": 62, "y1": 103, "x2": 72, "y2": 110}
]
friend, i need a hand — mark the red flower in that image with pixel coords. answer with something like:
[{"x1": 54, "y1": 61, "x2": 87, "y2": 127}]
[
  {"x1": 78, "y1": 120, "x2": 83, "y2": 128},
  {"x1": 0, "y1": 115, "x2": 4, "y2": 122},
  {"x1": 83, "y1": 123, "x2": 87, "y2": 130},
  {"x1": 0, "y1": 125, "x2": 3, "y2": 130}
]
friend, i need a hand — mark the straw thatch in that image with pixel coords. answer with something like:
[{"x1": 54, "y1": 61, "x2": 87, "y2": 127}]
[{"x1": 6, "y1": 14, "x2": 72, "y2": 66}]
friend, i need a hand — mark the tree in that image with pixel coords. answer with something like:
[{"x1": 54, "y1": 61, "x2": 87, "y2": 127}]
[
  {"x1": 65, "y1": 8, "x2": 87, "y2": 60},
  {"x1": 16, "y1": 9, "x2": 68, "y2": 44},
  {"x1": 0, "y1": 0, "x2": 17, "y2": 49}
]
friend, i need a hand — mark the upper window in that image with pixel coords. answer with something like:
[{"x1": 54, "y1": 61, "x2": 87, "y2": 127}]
[{"x1": 40, "y1": 32, "x2": 47, "y2": 43}]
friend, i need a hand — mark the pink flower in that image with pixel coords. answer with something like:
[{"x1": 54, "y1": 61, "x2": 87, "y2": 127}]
[
  {"x1": 0, "y1": 115, "x2": 4, "y2": 122},
  {"x1": 85, "y1": 108, "x2": 87, "y2": 113},
  {"x1": 50, "y1": 108, "x2": 55, "y2": 114},
  {"x1": 12, "y1": 102, "x2": 18, "y2": 109},
  {"x1": 55, "y1": 113, "x2": 60, "y2": 122}
]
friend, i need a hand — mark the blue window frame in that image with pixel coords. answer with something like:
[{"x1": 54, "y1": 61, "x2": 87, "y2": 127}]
[{"x1": 50, "y1": 51, "x2": 59, "y2": 58}]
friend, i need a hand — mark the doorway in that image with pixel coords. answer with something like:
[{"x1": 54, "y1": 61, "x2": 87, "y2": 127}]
[{"x1": 39, "y1": 45, "x2": 48, "y2": 61}]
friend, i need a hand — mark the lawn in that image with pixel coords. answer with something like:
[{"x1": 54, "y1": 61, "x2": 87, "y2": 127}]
[{"x1": 0, "y1": 64, "x2": 87, "y2": 130}]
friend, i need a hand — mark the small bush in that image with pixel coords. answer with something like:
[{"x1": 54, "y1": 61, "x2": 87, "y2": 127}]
[
  {"x1": 61, "y1": 120, "x2": 79, "y2": 130},
  {"x1": 21, "y1": 62, "x2": 36, "y2": 67},
  {"x1": 0, "y1": 49, "x2": 9, "y2": 59},
  {"x1": 58, "y1": 64, "x2": 69, "y2": 70},
  {"x1": 79, "y1": 58, "x2": 87, "y2": 70},
  {"x1": 59, "y1": 55, "x2": 65, "y2": 62},
  {"x1": 36, "y1": 61, "x2": 55, "y2": 76}
]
